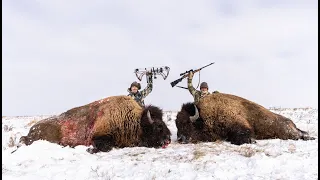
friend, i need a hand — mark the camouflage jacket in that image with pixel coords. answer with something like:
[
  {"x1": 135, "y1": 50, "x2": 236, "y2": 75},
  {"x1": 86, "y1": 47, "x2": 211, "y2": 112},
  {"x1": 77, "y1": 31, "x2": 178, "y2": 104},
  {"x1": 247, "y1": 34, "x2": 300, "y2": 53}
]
[
  {"x1": 127, "y1": 80, "x2": 153, "y2": 107},
  {"x1": 187, "y1": 78, "x2": 210, "y2": 105}
]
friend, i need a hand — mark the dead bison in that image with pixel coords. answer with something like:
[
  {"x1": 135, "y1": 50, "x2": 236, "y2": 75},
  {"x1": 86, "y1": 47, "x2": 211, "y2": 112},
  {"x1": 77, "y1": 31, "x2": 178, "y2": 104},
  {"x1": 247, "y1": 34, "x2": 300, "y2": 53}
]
[
  {"x1": 19, "y1": 95, "x2": 171, "y2": 153},
  {"x1": 175, "y1": 93, "x2": 315, "y2": 145}
]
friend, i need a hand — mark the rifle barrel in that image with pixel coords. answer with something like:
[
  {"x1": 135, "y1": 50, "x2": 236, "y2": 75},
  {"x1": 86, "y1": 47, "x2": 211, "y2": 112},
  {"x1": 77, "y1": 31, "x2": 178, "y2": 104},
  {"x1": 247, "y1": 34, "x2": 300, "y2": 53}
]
[{"x1": 197, "y1": 62, "x2": 214, "y2": 72}]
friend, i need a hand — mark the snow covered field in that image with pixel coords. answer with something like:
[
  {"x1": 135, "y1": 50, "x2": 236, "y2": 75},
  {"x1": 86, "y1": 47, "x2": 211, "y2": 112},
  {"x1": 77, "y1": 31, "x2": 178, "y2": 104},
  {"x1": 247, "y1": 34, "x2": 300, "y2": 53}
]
[{"x1": 2, "y1": 108, "x2": 318, "y2": 180}]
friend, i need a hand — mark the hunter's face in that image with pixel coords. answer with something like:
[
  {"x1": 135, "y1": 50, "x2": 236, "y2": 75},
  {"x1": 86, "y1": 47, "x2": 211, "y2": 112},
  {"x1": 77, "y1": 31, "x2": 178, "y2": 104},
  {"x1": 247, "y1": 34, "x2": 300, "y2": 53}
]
[
  {"x1": 200, "y1": 87, "x2": 208, "y2": 93},
  {"x1": 131, "y1": 86, "x2": 138, "y2": 93}
]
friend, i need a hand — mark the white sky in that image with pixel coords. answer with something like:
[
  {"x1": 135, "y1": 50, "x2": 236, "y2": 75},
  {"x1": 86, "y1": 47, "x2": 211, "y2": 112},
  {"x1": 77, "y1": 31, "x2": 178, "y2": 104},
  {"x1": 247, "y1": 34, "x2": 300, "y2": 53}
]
[{"x1": 3, "y1": 0, "x2": 318, "y2": 116}]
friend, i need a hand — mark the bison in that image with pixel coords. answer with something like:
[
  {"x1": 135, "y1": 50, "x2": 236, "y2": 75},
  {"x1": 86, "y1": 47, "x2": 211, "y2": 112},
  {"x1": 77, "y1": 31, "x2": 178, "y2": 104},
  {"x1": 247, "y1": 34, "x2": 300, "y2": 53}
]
[
  {"x1": 175, "y1": 93, "x2": 315, "y2": 145},
  {"x1": 19, "y1": 95, "x2": 171, "y2": 153}
]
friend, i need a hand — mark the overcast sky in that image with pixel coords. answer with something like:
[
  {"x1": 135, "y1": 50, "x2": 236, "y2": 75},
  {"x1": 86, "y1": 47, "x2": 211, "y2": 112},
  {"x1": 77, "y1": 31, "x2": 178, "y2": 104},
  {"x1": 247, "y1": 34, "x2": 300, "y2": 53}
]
[{"x1": 3, "y1": 0, "x2": 318, "y2": 116}]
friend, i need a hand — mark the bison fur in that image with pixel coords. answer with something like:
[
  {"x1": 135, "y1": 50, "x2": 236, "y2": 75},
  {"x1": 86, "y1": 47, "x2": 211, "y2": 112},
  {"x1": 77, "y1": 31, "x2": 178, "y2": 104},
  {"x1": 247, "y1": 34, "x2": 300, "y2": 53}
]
[
  {"x1": 19, "y1": 95, "x2": 171, "y2": 153},
  {"x1": 175, "y1": 93, "x2": 315, "y2": 145}
]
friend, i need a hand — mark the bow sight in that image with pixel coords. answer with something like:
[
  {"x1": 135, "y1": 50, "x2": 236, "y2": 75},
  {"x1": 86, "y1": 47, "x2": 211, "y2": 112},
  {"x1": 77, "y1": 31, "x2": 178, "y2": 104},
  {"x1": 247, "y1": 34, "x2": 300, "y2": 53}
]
[{"x1": 134, "y1": 66, "x2": 170, "y2": 83}]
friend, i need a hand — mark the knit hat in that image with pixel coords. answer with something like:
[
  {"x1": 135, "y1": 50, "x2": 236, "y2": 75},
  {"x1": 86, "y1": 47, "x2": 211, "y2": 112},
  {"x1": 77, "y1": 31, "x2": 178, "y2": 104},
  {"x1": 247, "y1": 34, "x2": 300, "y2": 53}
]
[
  {"x1": 129, "y1": 81, "x2": 141, "y2": 90},
  {"x1": 200, "y1": 82, "x2": 208, "y2": 89}
]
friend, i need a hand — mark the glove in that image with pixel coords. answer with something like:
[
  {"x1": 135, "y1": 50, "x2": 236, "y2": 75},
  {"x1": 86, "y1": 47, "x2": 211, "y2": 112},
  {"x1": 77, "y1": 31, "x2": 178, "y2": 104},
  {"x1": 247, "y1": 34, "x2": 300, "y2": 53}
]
[{"x1": 147, "y1": 74, "x2": 153, "y2": 84}]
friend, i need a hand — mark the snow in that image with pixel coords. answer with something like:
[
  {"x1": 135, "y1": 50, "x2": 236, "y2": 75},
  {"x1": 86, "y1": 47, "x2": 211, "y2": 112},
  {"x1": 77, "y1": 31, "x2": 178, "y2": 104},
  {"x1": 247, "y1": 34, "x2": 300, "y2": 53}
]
[{"x1": 2, "y1": 108, "x2": 318, "y2": 180}]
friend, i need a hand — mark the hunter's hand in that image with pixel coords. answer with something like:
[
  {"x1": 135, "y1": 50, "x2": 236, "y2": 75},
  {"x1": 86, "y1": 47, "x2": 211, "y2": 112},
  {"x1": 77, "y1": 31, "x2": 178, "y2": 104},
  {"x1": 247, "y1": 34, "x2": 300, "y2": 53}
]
[
  {"x1": 147, "y1": 75, "x2": 153, "y2": 83},
  {"x1": 188, "y1": 71, "x2": 194, "y2": 79}
]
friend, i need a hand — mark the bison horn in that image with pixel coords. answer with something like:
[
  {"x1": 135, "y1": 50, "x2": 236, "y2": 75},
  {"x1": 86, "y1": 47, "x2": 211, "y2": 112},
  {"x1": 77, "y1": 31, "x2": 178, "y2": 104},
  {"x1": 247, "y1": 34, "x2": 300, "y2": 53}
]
[
  {"x1": 147, "y1": 110, "x2": 154, "y2": 124},
  {"x1": 189, "y1": 105, "x2": 199, "y2": 122}
]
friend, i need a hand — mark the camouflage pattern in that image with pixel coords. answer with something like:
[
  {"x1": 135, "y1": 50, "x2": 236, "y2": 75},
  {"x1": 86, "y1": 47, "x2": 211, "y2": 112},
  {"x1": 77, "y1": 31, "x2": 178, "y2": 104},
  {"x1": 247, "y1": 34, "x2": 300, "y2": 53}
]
[
  {"x1": 128, "y1": 77, "x2": 153, "y2": 107},
  {"x1": 187, "y1": 78, "x2": 210, "y2": 105}
]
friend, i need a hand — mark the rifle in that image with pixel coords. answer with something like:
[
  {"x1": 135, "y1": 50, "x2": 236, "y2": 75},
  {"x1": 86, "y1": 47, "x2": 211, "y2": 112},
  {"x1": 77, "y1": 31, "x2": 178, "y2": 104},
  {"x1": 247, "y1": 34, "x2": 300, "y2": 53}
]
[
  {"x1": 134, "y1": 66, "x2": 170, "y2": 83},
  {"x1": 170, "y1": 62, "x2": 214, "y2": 88}
]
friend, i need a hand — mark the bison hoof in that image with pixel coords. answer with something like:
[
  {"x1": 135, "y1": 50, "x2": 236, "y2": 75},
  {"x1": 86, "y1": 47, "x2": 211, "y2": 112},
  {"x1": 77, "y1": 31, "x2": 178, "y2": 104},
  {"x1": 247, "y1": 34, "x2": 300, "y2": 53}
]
[
  {"x1": 299, "y1": 130, "x2": 316, "y2": 141},
  {"x1": 302, "y1": 135, "x2": 316, "y2": 141},
  {"x1": 86, "y1": 147, "x2": 100, "y2": 154},
  {"x1": 229, "y1": 135, "x2": 253, "y2": 145}
]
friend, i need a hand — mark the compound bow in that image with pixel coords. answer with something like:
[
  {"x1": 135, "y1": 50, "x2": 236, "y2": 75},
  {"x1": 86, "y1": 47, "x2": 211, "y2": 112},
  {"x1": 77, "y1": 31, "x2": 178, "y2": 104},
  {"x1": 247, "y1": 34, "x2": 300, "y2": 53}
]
[{"x1": 134, "y1": 66, "x2": 170, "y2": 83}]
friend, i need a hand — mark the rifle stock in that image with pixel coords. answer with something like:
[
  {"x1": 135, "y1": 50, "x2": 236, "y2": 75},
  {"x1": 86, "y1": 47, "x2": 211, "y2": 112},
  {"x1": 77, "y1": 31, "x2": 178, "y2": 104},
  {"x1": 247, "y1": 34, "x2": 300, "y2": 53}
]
[{"x1": 170, "y1": 77, "x2": 184, "y2": 87}]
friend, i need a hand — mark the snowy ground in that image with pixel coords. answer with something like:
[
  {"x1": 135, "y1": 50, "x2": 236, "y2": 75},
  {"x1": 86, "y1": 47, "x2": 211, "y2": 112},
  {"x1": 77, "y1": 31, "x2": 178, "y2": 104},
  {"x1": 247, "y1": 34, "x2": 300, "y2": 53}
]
[{"x1": 2, "y1": 108, "x2": 318, "y2": 180}]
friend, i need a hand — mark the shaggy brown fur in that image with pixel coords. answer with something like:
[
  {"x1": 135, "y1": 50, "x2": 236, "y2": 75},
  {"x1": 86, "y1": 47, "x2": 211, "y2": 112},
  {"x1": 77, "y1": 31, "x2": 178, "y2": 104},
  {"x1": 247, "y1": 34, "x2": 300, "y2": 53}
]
[
  {"x1": 176, "y1": 93, "x2": 315, "y2": 145},
  {"x1": 89, "y1": 96, "x2": 144, "y2": 148},
  {"x1": 19, "y1": 95, "x2": 171, "y2": 153}
]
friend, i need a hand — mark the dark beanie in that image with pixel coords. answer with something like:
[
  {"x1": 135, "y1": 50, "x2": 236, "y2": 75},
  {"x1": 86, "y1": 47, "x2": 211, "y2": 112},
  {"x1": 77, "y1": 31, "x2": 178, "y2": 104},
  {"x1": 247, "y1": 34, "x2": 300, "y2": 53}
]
[
  {"x1": 200, "y1": 82, "x2": 208, "y2": 89},
  {"x1": 130, "y1": 81, "x2": 141, "y2": 90}
]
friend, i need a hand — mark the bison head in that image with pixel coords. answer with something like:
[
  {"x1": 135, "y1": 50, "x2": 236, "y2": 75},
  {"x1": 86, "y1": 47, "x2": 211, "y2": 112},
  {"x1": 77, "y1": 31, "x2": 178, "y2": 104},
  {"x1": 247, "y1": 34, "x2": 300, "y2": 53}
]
[
  {"x1": 140, "y1": 105, "x2": 172, "y2": 148},
  {"x1": 175, "y1": 102, "x2": 205, "y2": 143}
]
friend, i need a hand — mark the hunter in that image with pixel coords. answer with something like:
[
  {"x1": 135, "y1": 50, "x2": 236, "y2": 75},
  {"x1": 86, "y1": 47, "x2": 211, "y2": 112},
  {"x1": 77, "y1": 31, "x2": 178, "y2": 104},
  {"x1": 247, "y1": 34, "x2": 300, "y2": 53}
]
[
  {"x1": 187, "y1": 71, "x2": 218, "y2": 105},
  {"x1": 127, "y1": 75, "x2": 153, "y2": 107}
]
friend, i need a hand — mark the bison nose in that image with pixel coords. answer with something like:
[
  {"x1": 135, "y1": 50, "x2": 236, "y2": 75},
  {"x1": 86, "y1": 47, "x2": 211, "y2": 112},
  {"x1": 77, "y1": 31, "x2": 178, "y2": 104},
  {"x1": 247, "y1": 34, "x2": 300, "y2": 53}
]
[
  {"x1": 163, "y1": 135, "x2": 171, "y2": 142},
  {"x1": 177, "y1": 135, "x2": 188, "y2": 144},
  {"x1": 167, "y1": 135, "x2": 171, "y2": 143}
]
